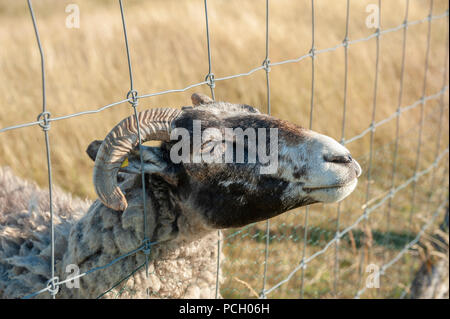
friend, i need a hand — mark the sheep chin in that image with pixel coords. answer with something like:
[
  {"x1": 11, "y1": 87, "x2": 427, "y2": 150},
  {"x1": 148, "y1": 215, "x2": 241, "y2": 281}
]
[{"x1": 307, "y1": 178, "x2": 358, "y2": 203}]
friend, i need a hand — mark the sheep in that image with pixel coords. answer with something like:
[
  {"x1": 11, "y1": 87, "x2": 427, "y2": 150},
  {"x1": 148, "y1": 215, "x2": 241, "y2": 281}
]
[{"x1": 0, "y1": 93, "x2": 362, "y2": 298}]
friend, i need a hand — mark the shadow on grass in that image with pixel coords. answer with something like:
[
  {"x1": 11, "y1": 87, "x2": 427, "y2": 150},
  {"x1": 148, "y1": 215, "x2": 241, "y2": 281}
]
[{"x1": 226, "y1": 226, "x2": 416, "y2": 251}]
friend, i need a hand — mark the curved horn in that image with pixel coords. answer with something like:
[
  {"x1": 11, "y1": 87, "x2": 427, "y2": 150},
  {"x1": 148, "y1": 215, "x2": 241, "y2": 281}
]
[{"x1": 94, "y1": 108, "x2": 182, "y2": 211}]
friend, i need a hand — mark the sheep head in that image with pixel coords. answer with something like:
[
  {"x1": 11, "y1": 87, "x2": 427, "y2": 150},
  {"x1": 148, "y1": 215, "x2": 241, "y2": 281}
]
[{"x1": 90, "y1": 93, "x2": 361, "y2": 230}]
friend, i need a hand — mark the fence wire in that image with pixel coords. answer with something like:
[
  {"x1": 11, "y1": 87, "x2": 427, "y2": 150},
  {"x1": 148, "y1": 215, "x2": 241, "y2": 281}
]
[
  {"x1": 0, "y1": 0, "x2": 447, "y2": 299},
  {"x1": 333, "y1": 0, "x2": 351, "y2": 298},
  {"x1": 25, "y1": 0, "x2": 57, "y2": 299},
  {"x1": 357, "y1": 0, "x2": 381, "y2": 293},
  {"x1": 261, "y1": 0, "x2": 272, "y2": 299},
  {"x1": 381, "y1": 0, "x2": 410, "y2": 296}
]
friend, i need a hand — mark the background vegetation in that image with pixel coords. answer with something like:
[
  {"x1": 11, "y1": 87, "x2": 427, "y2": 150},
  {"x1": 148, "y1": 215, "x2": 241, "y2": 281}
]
[{"x1": 0, "y1": 0, "x2": 448, "y2": 298}]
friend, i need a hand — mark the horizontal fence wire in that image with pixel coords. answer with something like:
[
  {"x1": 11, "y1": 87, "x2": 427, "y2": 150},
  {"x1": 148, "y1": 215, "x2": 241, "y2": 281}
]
[
  {"x1": 22, "y1": 243, "x2": 150, "y2": 299},
  {"x1": 1, "y1": 0, "x2": 447, "y2": 299},
  {"x1": 355, "y1": 198, "x2": 448, "y2": 298},
  {"x1": 262, "y1": 148, "x2": 449, "y2": 296},
  {"x1": 1, "y1": 10, "x2": 448, "y2": 134}
]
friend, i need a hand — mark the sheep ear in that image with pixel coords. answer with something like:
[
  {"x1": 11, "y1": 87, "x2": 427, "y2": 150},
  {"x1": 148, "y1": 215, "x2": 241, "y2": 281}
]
[
  {"x1": 123, "y1": 146, "x2": 179, "y2": 185},
  {"x1": 87, "y1": 140, "x2": 165, "y2": 171},
  {"x1": 86, "y1": 140, "x2": 103, "y2": 161},
  {"x1": 191, "y1": 93, "x2": 213, "y2": 106},
  {"x1": 122, "y1": 146, "x2": 166, "y2": 173},
  {"x1": 88, "y1": 140, "x2": 177, "y2": 184}
]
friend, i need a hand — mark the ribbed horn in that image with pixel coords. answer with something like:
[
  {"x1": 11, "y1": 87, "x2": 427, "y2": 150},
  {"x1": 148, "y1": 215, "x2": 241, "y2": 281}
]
[{"x1": 93, "y1": 108, "x2": 182, "y2": 211}]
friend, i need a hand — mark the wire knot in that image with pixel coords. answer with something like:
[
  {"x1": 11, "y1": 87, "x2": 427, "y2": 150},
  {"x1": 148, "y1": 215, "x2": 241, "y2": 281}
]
[
  {"x1": 342, "y1": 37, "x2": 349, "y2": 47},
  {"x1": 37, "y1": 111, "x2": 51, "y2": 131},
  {"x1": 388, "y1": 189, "x2": 395, "y2": 198},
  {"x1": 363, "y1": 210, "x2": 369, "y2": 220},
  {"x1": 127, "y1": 90, "x2": 139, "y2": 107},
  {"x1": 142, "y1": 238, "x2": 152, "y2": 255},
  {"x1": 299, "y1": 258, "x2": 307, "y2": 270},
  {"x1": 309, "y1": 47, "x2": 316, "y2": 59},
  {"x1": 205, "y1": 73, "x2": 216, "y2": 89},
  {"x1": 46, "y1": 277, "x2": 59, "y2": 296},
  {"x1": 402, "y1": 20, "x2": 408, "y2": 29},
  {"x1": 433, "y1": 158, "x2": 439, "y2": 167},
  {"x1": 375, "y1": 28, "x2": 381, "y2": 37},
  {"x1": 262, "y1": 58, "x2": 271, "y2": 72},
  {"x1": 259, "y1": 290, "x2": 267, "y2": 299},
  {"x1": 420, "y1": 95, "x2": 426, "y2": 104}
]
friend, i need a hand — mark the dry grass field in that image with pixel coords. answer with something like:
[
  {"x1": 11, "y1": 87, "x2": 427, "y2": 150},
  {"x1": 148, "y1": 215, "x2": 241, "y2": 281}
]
[{"x1": 0, "y1": 0, "x2": 448, "y2": 298}]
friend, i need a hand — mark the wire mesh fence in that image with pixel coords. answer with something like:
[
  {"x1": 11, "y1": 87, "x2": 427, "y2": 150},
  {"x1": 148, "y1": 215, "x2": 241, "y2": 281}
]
[{"x1": 0, "y1": 0, "x2": 448, "y2": 299}]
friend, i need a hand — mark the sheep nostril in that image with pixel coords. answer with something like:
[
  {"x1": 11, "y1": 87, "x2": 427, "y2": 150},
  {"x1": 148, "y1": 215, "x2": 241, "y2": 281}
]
[{"x1": 324, "y1": 154, "x2": 353, "y2": 164}]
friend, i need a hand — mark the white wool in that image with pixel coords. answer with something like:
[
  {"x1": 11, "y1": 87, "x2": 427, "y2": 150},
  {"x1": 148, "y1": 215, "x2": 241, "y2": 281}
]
[{"x1": 0, "y1": 167, "x2": 222, "y2": 299}]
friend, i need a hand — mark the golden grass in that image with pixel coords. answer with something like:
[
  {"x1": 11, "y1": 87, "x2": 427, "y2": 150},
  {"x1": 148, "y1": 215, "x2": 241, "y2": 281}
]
[{"x1": 0, "y1": 0, "x2": 448, "y2": 298}]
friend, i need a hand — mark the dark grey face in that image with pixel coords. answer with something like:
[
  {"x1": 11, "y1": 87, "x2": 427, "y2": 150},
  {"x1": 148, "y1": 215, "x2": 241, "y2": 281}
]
[
  {"x1": 87, "y1": 109, "x2": 315, "y2": 228},
  {"x1": 166, "y1": 108, "x2": 317, "y2": 228}
]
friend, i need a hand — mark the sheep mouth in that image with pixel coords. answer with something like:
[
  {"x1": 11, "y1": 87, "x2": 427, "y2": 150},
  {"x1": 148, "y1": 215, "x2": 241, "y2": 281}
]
[{"x1": 303, "y1": 179, "x2": 356, "y2": 191}]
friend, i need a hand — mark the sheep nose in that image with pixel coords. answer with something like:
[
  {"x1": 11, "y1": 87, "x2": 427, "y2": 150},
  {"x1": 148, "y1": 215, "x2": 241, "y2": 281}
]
[
  {"x1": 324, "y1": 154, "x2": 362, "y2": 177},
  {"x1": 353, "y1": 158, "x2": 362, "y2": 177},
  {"x1": 324, "y1": 154, "x2": 353, "y2": 164}
]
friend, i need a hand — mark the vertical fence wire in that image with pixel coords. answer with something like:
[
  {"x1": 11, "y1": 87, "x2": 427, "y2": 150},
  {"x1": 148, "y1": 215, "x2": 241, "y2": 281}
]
[
  {"x1": 435, "y1": 6, "x2": 449, "y2": 204},
  {"x1": 381, "y1": 0, "x2": 409, "y2": 291},
  {"x1": 204, "y1": 0, "x2": 216, "y2": 101},
  {"x1": 299, "y1": 0, "x2": 315, "y2": 299},
  {"x1": 118, "y1": 0, "x2": 151, "y2": 297},
  {"x1": 426, "y1": 8, "x2": 449, "y2": 212},
  {"x1": 400, "y1": 16, "x2": 448, "y2": 298},
  {"x1": 357, "y1": 0, "x2": 381, "y2": 294},
  {"x1": 408, "y1": 0, "x2": 434, "y2": 228},
  {"x1": 406, "y1": 0, "x2": 434, "y2": 282},
  {"x1": 202, "y1": 0, "x2": 221, "y2": 299},
  {"x1": 430, "y1": 8, "x2": 449, "y2": 205},
  {"x1": 26, "y1": 0, "x2": 57, "y2": 299},
  {"x1": 261, "y1": 0, "x2": 271, "y2": 299},
  {"x1": 333, "y1": 0, "x2": 351, "y2": 298}
]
